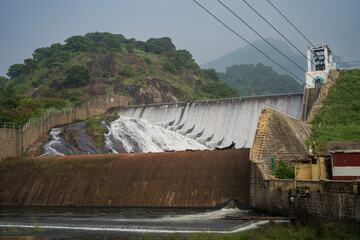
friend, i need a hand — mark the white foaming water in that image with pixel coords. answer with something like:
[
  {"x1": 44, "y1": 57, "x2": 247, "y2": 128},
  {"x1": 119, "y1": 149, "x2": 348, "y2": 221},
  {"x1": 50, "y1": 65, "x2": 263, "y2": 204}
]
[
  {"x1": 0, "y1": 220, "x2": 287, "y2": 234},
  {"x1": 105, "y1": 117, "x2": 208, "y2": 153},
  {"x1": 42, "y1": 94, "x2": 303, "y2": 155},
  {"x1": 41, "y1": 128, "x2": 65, "y2": 156},
  {"x1": 113, "y1": 207, "x2": 248, "y2": 223},
  {"x1": 114, "y1": 93, "x2": 304, "y2": 149}
]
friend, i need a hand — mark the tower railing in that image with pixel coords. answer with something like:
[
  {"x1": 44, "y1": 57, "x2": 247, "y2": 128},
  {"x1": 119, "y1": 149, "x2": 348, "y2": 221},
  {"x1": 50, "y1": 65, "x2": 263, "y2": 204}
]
[{"x1": 336, "y1": 61, "x2": 360, "y2": 70}]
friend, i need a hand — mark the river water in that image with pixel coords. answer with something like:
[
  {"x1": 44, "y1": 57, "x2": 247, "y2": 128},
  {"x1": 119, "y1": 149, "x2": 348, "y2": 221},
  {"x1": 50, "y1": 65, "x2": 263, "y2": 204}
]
[{"x1": 0, "y1": 206, "x2": 272, "y2": 239}]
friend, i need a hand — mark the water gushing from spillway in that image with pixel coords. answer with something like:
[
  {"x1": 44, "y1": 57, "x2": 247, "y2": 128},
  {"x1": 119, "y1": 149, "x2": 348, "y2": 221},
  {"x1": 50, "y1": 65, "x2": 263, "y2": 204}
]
[
  {"x1": 104, "y1": 117, "x2": 208, "y2": 153},
  {"x1": 41, "y1": 93, "x2": 303, "y2": 155},
  {"x1": 111, "y1": 93, "x2": 304, "y2": 149}
]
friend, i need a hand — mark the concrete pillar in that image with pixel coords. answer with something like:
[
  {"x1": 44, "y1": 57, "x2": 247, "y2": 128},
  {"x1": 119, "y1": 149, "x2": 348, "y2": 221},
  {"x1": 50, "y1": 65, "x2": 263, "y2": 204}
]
[
  {"x1": 329, "y1": 53, "x2": 333, "y2": 66},
  {"x1": 307, "y1": 49, "x2": 312, "y2": 72},
  {"x1": 324, "y1": 46, "x2": 329, "y2": 69}
]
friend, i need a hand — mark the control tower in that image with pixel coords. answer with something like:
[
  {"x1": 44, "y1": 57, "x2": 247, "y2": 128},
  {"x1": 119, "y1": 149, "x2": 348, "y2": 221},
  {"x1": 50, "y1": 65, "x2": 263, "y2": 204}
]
[{"x1": 306, "y1": 43, "x2": 335, "y2": 88}]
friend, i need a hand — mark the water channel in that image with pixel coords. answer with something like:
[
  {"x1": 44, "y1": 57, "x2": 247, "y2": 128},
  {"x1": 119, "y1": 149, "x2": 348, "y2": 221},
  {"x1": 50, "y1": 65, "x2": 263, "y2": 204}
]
[{"x1": 0, "y1": 206, "x2": 273, "y2": 239}]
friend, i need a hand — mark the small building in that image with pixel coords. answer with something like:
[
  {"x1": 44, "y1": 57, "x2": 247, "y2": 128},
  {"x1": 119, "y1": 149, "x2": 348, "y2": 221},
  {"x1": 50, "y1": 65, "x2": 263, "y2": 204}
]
[
  {"x1": 305, "y1": 43, "x2": 335, "y2": 88},
  {"x1": 331, "y1": 150, "x2": 360, "y2": 180},
  {"x1": 294, "y1": 153, "x2": 329, "y2": 180}
]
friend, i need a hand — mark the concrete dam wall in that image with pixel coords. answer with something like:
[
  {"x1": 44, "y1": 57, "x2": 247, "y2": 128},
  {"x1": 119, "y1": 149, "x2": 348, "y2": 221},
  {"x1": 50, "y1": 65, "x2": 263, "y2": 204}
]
[
  {"x1": 0, "y1": 149, "x2": 250, "y2": 207},
  {"x1": 109, "y1": 93, "x2": 304, "y2": 149}
]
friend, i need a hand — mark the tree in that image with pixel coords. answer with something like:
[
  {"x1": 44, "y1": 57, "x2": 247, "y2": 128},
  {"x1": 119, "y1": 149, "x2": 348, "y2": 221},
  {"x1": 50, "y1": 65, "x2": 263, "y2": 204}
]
[
  {"x1": 33, "y1": 47, "x2": 51, "y2": 62},
  {"x1": 146, "y1": 37, "x2": 176, "y2": 54},
  {"x1": 0, "y1": 76, "x2": 9, "y2": 87},
  {"x1": 166, "y1": 49, "x2": 196, "y2": 71},
  {"x1": 65, "y1": 65, "x2": 90, "y2": 88},
  {"x1": 65, "y1": 35, "x2": 94, "y2": 53},
  {"x1": 7, "y1": 64, "x2": 25, "y2": 79},
  {"x1": 202, "y1": 69, "x2": 219, "y2": 82},
  {"x1": 24, "y1": 58, "x2": 37, "y2": 74}
]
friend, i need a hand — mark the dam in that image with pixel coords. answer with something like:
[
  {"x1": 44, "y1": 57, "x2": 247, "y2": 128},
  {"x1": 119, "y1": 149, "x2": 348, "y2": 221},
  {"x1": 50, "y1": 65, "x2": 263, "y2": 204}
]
[
  {"x1": 108, "y1": 93, "x2": 304, "y2": 150},
  {"x1": 39, "y1": 92, "x2": 304, "y2": 155}
]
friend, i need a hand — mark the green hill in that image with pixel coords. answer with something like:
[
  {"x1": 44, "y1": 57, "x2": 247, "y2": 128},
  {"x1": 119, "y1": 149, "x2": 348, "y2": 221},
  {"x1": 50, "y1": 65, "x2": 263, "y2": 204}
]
[
  {"x1": 219, "y1": 63, "x2": 303, "y2": 96},
  {"x1": 309, "y1": 69, "x2": 360, "y2": 151},
  {"x1": 201, "y1": 38, "x2": 306, "y2": 83},
  {"x1": 0, "y1": 32, "x2": 238, "y2": 126}
]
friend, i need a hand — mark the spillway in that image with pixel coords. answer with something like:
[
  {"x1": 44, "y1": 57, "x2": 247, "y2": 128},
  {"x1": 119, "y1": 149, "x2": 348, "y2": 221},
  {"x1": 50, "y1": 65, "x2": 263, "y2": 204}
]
[{"x1": 109, "y1": 93, "x2": 304, "y2": 149}]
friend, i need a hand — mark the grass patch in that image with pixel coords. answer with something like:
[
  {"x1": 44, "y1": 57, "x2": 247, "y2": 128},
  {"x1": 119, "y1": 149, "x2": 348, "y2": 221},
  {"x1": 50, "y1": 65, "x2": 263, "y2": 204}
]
[
  {"x1": 310, "y1": 69, "x2": 360, "y2": 151},
  {"x1": 86, "y1": 114, "x2": 118, "y2": 148}
]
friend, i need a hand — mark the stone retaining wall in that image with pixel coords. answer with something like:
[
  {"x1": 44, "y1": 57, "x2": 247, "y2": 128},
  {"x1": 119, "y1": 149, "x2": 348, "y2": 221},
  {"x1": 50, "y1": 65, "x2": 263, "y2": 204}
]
[
  {"x1": 0, "y1": 94, "x2": 132, "y2": 159},
  {"x1": 249, "y1": 109, "x2": 360, "y2": 222}
]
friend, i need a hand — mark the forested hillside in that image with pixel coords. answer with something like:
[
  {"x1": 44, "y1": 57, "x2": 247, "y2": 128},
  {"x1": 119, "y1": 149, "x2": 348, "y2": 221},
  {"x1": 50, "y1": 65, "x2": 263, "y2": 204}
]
[
  {"x1": 219, "y1": 63, "x2": 303, "y2": 96},
  {"x1": 201, "y1": 38, "x2": 306, "y2": 82},
  {"x1": 0, "y1": 32, "x2": 238, "y2": 126}
]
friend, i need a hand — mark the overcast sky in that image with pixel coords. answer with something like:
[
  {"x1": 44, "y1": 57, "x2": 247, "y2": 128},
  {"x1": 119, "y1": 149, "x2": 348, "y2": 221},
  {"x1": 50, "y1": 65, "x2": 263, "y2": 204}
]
[{"x1": 0, "y1": 0, "x2": 359, "y2": 77}]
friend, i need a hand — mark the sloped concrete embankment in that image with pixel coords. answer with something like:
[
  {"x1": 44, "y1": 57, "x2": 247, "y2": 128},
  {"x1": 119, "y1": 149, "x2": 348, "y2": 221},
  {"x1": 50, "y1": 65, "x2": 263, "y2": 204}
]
[
  {"x1": 0, "y1": 94, "x2": 132, "y2": 159},
  {"x1": 0, "y1": 149, "x2": 249, "y2": 207},
  {"x1": 250, "y1": 109, "x2": 360, "y2": 222}
]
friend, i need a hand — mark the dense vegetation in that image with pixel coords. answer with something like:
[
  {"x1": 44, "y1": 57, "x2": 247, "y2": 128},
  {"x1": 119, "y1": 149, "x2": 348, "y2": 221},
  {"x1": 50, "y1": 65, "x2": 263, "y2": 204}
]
[
  {"x1": 0, "y1": 32, "x2": 238, "y2": 126},
  {"x1": 85, "y1": 114, "x2": 118, "y2": 148},
  {"x1": 275, "y1": 160, "x2": 295, "y2": 179},
  {"x1": 219, "y1": 63, "x2": 303, "y2": 96},
  {"x1": 309, "y1": 69, "x2": 360, "y2": 152}
]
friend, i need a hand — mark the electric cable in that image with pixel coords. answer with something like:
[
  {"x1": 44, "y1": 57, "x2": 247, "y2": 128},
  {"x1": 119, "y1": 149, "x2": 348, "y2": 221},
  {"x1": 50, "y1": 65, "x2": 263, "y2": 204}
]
[
  {"x1": 192, "y1": 0, "x2": 352, "y2": 112},
  {"x1": 266, "y1": 0, "x2": 339, "y2": 71},
  {"x1": 239, "y1": 0, "x2": 355, "y2": 98},
  {"x1": 242, "y1": 0, "x2": 345, "y2": 90},
  {"x1": 217, "y1": 0, "x2": 337, "y2": 93},
  {"x1": 192, "y1": 0, "x2": 307, "y2": 86},
  {"x1": 217, "y1": 0, "x2": 308, "y2": 81}
]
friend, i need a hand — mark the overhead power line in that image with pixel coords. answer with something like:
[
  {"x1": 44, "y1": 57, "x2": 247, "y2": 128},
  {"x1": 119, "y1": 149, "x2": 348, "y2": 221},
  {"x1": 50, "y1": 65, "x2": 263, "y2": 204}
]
[
  {"x1": 266, "y1": 0, "x2": 314, "y2": 48},
  {"x1": 192, "y1": 0, "x2": 306, "y2": 86},
  {"x1": 240, "y1": 0, "x2": 355, "y2": 97},
  {"x1": 217, "y1": 0, "x2": 306, "y2": 79},
  {"x1": 192, "y1": 0, "x2": 350, "y2": 104},
  {"x1": 241, "y1": 0, "x2": 338, "y2": 85},
  {"x1": 265, "y1": 0, "x2": 338, "y2": 71},
  {"x1": 217, "y1": 0, "x2": 328, "y2": 90}
]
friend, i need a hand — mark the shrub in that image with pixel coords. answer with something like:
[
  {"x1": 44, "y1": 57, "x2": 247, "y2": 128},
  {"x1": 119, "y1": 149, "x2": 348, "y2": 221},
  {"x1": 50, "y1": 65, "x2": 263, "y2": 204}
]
[
  {"x1": 65, "y1": 65, "x2": 90, "y2": 88},
  {"x1": 86, "y1": 114, "x2": 117, "y2": 147},
  {"x1": 102, "y1": 71, "x2": 111, "y2": 78},
  {"x1": 163, "y1": 61, "x2": 176, "y2": 73},
  {"x1": 275, "y1": 161, "x2": 295, "y2": 179},
  {"x1": 31, "y1": 81, "x2": 39, "y2": 87},
  {"x1": 144, "y1": 57, "x2": 152, "y2": 65},
  {"x1": 119, "y1": 64, "x2": 135, "y2": 77}
]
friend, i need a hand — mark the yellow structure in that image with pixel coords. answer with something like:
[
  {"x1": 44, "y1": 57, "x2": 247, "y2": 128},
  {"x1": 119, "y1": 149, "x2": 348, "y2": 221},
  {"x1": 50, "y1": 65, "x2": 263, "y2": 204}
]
[{"x1": 295, "y1": 156, "x2": 328, "y2": 180}]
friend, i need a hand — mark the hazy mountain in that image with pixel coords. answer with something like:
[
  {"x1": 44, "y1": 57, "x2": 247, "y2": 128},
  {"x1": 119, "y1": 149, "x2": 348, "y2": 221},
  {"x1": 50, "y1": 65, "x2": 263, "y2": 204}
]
[{"x1": 201, "y1": 38, "x2": 306, "y2": 83}]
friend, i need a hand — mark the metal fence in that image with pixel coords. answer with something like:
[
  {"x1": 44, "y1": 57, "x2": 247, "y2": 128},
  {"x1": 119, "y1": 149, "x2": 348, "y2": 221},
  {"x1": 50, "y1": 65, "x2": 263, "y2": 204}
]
[
  {"x1": 0, "y1": 122, "x2": 22, "y2": 130},
  {"x1": 336, "y1": 61, "x2": 360, "y2": 70}
]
